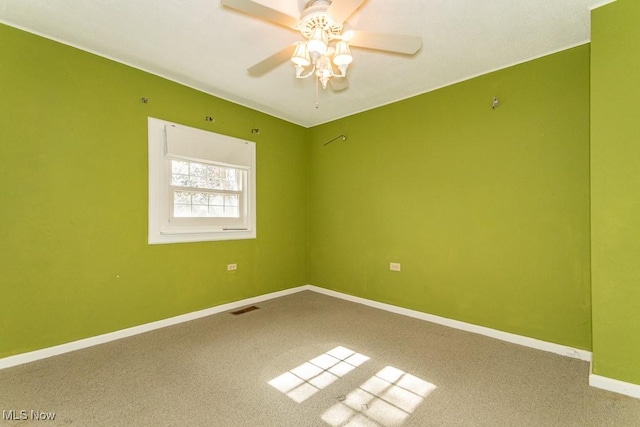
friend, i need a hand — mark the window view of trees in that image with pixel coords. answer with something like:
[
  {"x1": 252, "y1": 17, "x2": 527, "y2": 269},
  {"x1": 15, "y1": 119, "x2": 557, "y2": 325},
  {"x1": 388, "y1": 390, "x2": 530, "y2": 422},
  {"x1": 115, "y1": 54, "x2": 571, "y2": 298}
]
[{"x1": 170, "y1": 160, "x2": 242, "y2": 218}]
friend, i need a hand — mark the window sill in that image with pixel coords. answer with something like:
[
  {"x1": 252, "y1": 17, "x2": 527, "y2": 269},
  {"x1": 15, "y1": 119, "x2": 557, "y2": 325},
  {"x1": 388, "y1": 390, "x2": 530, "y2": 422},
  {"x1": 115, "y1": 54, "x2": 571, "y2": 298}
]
[{"x1": 148, "y1": 228, "x2": 256, "y2": 245}]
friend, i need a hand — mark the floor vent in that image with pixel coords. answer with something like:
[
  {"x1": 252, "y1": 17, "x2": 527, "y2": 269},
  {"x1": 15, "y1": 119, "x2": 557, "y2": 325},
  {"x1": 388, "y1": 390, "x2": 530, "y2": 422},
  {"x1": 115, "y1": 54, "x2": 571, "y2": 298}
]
[{"x1": 230, "y1": 305, "x2": 260, "y2": 315}]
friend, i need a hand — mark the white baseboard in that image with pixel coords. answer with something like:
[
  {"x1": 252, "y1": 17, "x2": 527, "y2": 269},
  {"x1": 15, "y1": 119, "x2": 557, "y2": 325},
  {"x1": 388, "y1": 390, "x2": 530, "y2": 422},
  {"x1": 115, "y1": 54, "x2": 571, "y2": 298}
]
[
  {"x1": 6, "y1": 283, "x2": 640, "y2": 401},
  {"x1": 306, "y1": 285, "x2": 592, "y2": 362},
  {"x1": 0, "y1": 286, "x2": 307, "y2": 370},
  {"x1": 589, "y1": 364, "x2": 640, "y2": 399},
  {"x1": 0, "y1": 284, "x2": 592, "y2": 369}
]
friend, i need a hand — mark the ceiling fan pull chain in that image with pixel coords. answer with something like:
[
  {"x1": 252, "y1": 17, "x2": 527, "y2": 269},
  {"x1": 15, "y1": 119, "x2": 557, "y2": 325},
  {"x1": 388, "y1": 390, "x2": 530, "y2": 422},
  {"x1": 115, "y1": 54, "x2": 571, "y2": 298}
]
[{"x1": 315, "y1": 76, "x2": 320, "y2": 109}]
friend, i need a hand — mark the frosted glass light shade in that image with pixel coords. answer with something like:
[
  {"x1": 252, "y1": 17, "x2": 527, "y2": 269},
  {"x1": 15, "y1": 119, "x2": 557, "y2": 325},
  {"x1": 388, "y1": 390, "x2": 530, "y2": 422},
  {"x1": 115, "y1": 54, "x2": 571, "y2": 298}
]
[
  {"x1": 307, "y1": 27, "x2": 328, "y2": 57},
  {"x1": 291, "y1": 42, "x2": 311, "y2": 66},
  {"x1": 333, "y1": 41, "x2": 353, "y2": 66}
]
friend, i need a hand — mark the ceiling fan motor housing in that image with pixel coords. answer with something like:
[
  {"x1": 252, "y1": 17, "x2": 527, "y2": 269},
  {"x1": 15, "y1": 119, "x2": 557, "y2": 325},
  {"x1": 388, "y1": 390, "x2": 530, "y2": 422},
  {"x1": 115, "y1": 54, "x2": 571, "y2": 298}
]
[{"x1": 300, "y1": 0, "x2": 343, "y2": 40}]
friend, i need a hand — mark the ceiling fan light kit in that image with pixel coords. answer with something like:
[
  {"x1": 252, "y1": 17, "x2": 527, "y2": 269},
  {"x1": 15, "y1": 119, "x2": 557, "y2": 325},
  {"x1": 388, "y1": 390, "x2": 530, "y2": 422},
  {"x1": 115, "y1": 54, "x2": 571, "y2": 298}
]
[
  {"x1": 293, "y1": 0, "x2": 352, "y2": 89},
  {"x1": 221, "y1": 0, "x2": 422, "y2": 97}
]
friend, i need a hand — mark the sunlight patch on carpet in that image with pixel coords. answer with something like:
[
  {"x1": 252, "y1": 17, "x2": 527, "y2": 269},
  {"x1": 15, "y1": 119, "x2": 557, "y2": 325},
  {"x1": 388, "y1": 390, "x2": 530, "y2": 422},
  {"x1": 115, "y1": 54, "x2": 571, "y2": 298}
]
[
  {"x1": 268, "y1": 346, "x2": 370, "y2": 403},
  {"x1": 321, "y1": 366, "x2": 436, "y2": 426}
]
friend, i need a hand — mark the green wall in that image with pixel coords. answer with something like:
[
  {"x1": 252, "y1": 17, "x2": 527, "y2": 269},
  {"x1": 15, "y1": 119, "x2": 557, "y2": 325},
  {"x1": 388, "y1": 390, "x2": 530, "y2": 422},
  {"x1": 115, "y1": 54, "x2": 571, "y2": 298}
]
[
  {"x1": 0, "y1": 24, "x2": 308, "y2": 358},
  {"x1": 591, "y1": 0, "x2": 640, "y2": 385},
  {"x1": 1, "y1": 19, "x2": 601, "y2": 364},
  {"x1": 308, "y1": 45, "x2": 592, "y2": 350}
]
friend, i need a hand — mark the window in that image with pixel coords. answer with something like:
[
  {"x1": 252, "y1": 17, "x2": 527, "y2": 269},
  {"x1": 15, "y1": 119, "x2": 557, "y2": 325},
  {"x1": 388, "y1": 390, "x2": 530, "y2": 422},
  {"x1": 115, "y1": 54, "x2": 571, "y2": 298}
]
[
  {"x1": 170, "y1": 160, "x2": 241, "y2": 219},
  {"x1": 148, "y1": 117, "x2": 256, "y2": 244}
]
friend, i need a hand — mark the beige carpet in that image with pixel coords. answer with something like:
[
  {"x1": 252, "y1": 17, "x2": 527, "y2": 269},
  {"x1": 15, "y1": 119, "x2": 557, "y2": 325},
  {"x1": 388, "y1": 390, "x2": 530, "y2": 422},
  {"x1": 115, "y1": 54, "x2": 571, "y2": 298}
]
[{"x1": 1, "y1": 290, "x2": 639, "y2": 426}]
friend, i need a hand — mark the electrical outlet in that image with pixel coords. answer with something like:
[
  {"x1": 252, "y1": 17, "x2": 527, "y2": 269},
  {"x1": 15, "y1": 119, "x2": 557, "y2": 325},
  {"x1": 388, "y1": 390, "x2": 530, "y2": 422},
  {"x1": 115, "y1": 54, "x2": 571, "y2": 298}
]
[
  {"x1": 390, "y1": 262, "x2": 401, "y2": 272},
  {"x1": 227, "y1": 263, "x2": 237, "y2": 271}
]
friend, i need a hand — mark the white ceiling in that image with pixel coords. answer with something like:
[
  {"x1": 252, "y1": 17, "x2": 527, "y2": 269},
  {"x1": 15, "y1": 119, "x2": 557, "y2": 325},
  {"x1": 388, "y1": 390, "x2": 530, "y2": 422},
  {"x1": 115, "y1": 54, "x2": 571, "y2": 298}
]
[{"x1": 0, "y1": 0, "x2": 605, "y2": 127}]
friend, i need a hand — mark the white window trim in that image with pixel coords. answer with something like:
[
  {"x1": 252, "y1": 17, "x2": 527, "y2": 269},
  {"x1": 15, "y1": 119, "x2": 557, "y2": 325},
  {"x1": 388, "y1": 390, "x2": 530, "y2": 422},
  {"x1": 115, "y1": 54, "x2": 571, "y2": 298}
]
[{"x1": 148, "y1": 117, "x2": 256, "y2": 244}]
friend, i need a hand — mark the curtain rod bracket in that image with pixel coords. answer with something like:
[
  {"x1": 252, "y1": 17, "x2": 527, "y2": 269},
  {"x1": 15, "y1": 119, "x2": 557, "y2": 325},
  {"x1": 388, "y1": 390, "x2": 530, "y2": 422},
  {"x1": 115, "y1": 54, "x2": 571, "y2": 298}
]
[{"x1": 323, "y1": 134, "x2": 347, "y2": 146}]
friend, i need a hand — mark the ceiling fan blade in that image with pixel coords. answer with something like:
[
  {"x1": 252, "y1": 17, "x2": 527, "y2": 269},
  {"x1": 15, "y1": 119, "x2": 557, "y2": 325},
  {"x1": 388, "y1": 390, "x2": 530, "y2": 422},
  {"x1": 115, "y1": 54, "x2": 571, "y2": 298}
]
[
  {"x1": 248, "y1": 45, "x2": 295, "y2": 76},
  {"x1": 221, "y1": 0, "x2": 298, "y2": 29},
  {"x1": 326, "y1": 0, "x2": 366, "y2": 24},
  {"x1": 346, "y1": 30, "x2": 423, "y2": 55},
  {"x1": 329, "y1": 77, "x2": 349, "y2": 92}
]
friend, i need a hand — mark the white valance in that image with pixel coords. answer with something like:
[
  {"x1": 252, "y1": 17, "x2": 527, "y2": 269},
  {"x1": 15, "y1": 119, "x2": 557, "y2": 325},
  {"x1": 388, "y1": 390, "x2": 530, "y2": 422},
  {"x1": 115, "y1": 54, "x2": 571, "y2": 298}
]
[{"x1": 164, "y1": 124, "x2": 254, "y2": 168}]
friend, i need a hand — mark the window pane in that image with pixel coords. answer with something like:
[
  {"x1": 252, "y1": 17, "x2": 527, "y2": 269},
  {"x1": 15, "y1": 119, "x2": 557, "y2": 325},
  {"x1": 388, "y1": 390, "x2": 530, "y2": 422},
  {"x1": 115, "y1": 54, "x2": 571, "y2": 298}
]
[
  {"x1": 190, "y1": 176, "x2": 208, "y2": 189},
  {"x1": 225, "y1": 195, "x2": 238, "y2": 207},
  {"x1": 172, "y1": 161, "x2": 189, "y2": 174},
  {"x1": 174, "y1": 191, "x2": 191, "y2": 204},
  {"x1": 172, "y1": 174, "x2": 190, "y2": 187},
  {"x1": 174, "y1": 204, "x2": 192, "y2": 217},
  {"x1": 210, "y1": 194, "x2": 224, "y2": 205},
  {"x1": 205, "y1": 167, "x2": 221, "y2": 181},
  {"x1": 209, "y1": 206, "x2": 224, "y2": 217},
  {"x1": 192, "y1": 205, "x2": 208, "y2": 216},
  {"x1": 224, "y1": 206, "x2": 239, "y2": 217},
  {"x1": 190, "y1": 163, "x2": 206, "y2": 176},
  {"x1": 223, "y1": 169, "x2": 237, "y2": 190},
  {"x1": 173, "y1": 189, "x2": 241, "y2": 219},
  {"x1": 171, "y1": 160, "x2": 241, "y2": 191},
  {"x1": 193, "y1": 192, "x2": 208, "y2": 205}
]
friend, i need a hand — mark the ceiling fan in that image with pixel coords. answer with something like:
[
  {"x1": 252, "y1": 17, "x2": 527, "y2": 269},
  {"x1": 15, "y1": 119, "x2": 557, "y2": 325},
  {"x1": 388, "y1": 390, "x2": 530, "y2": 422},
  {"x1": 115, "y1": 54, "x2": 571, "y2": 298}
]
[{"x1": 221, "y1": 0, "x2": 423, "y2": 92}]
